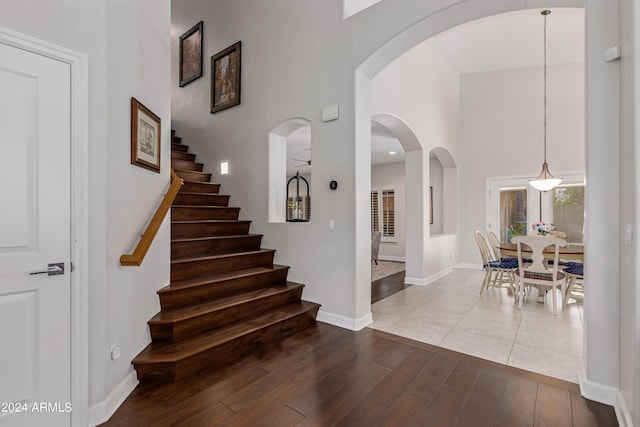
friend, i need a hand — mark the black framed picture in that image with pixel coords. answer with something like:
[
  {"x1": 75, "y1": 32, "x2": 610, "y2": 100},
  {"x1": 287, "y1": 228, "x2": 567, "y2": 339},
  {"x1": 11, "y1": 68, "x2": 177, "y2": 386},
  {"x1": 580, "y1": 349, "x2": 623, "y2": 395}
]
[
  {"x1": 179, "y1": 21, "x2": 203, "y2": 87},
  {"x1": 211, "y1": 41, "x2": 241, "y2": 113}
]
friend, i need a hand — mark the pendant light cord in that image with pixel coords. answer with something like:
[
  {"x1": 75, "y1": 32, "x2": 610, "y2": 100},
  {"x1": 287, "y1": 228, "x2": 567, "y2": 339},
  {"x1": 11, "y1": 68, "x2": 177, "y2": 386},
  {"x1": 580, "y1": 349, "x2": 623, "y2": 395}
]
[{"x1": 543, "y1": 10, "x2": 549, "y2": 165}]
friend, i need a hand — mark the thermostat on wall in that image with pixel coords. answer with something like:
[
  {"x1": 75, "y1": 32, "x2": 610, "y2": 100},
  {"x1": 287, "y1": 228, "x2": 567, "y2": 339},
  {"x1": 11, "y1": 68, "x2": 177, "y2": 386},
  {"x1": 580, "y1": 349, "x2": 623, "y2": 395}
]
[{"x1": 322, "y1": 105, "x2": 339, "y2": 122}]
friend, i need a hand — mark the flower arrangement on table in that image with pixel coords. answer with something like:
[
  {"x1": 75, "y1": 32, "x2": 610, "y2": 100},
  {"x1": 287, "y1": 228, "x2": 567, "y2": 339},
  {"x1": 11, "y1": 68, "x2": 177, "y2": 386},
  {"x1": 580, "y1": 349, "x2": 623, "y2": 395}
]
[{"x1": 531, "y1": 222, "x2": 557, "y2": 236}]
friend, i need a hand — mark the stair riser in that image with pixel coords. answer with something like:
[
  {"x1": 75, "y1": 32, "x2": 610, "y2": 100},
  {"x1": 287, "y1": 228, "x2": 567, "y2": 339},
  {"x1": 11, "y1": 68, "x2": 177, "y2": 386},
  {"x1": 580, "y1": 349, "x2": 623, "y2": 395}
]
[
  {"x1": 175, "y1": 170, "x2": 211, "y2": 182},
  {"x1": 172, "y1": 136, "x2": 181, "y2": 144},
  {"x1": 172, "y1": 159, "x2": 203, "y2": 172},
  {"x1": 150, "y1": 287, "x2": 304, "y2": 342},
  {"x1": 171, "y1": 221, "x2": 251, "y2": 239},
  {"x1": 135, "y1": 307, "x2": 319, "y2": 382},
  {"x1": 171, "y1": 251, "x2": 275, "y2": 282},
  {"x1": 171, "y1": 151, "x2": 196, "y2": 162},
  {"x1": 171, "y1": 207, "x2": 240, "y2": 221},
  {"x1": 181, "y1": 182, "x2": 220, "y2": 194},
  {"x1": 173, "y1": 194, "x2": 230, "y2": 206},
  {"x1": 171, "y1": 235, "x2": 262, "y2": 259},
  {"x1": 160, "y1": 267, "x2": 289, "y2": 309},
  {"x1": 172, "y1": 143, "x2": 188, "y2": 152}
]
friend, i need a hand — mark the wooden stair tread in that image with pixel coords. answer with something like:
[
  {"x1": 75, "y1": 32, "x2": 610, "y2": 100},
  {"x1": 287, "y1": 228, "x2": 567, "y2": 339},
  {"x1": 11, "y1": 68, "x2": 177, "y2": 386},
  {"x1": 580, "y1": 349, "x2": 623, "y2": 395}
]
[
  {"x1": 161, "y1": 265, "x2": 289, "y2": 292},
  {"x1": 172, "y1": 234, "x2": 262, "y2": 244},
  {"x1": 171, "y1": 219, "x2": 250, "y2": 225},
  {"x1": 175, "y1": 191, "x2": 230, "y2": 197},
  {"x1": 149, "y1": 282, "x2": 304, "y2": 324},
  {"x1": 133, "y1": 301, "x2": 320, "y2": 363},
  {"x1": 171, "y1": 249, "x2": 275, "y2": 265},
  {"x1": 172, "y1": 205, "x2": 238, "y2": 209}
]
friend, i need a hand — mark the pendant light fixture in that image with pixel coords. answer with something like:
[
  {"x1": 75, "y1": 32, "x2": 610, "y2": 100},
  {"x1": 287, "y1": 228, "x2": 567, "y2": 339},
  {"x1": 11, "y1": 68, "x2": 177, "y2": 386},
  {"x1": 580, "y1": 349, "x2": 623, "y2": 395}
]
[{"x1": 529, "y1": 9, "x2": 563, "y2": 192}]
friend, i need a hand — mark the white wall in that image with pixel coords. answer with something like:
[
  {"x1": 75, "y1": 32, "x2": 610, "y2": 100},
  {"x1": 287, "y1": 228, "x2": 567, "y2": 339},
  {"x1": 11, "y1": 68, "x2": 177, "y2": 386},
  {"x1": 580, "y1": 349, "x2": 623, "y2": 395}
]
[
  {"x1": 0, "y1": 0, "x2": 171, "y2": 422},
  {"x1": 459, "y1": 63, "x2": 585, "y2": 265},
  {"x1": 370, "y1": 37, "x2": 461, "y2": 280},
  {"x1": 619, "y1": 0, "x2": 636, "y2": 422},
  {"x1": 371, "y1": 162, "x2": 406, "y2": 260}
]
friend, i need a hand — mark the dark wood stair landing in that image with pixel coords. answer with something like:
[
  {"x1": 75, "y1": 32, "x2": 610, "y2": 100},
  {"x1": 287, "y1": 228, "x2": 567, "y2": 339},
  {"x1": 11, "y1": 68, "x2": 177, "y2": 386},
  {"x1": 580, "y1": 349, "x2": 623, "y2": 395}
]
[{"x1": 132, "y1": 131, "x2": 319, "y2": 382}]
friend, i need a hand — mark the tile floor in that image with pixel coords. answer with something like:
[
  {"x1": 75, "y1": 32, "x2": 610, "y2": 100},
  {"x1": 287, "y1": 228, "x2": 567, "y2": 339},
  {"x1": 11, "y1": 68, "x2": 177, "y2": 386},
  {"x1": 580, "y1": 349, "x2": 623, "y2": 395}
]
[{"x1": 368, "y1": 268, "x2": 584, "y2": 383}]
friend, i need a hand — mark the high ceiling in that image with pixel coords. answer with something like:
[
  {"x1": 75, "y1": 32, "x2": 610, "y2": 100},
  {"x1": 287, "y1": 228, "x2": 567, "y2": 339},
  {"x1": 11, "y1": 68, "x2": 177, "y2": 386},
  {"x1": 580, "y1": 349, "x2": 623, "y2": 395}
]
[
  {"x1": 286, "y1": 8, "x2": 585, "y2": 172},
  {"x1": 371, "y1": 7, "x2": 584, "y2": 166}
]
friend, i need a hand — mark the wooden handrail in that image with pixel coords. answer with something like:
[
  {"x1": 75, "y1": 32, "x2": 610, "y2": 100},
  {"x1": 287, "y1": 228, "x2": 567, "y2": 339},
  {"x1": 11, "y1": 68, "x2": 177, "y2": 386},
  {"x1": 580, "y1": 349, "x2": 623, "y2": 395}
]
[{"x1": 120, "y1": 169, "x2": 184, "y2": 266}]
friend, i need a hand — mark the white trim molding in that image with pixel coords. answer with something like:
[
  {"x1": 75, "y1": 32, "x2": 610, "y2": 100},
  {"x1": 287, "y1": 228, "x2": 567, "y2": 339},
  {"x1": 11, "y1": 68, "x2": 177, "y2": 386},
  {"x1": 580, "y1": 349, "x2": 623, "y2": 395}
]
[
  {"x1": 316, "y1": 310, "x2": 373, "y2": 331},
  {"x1": 378, "y1": 255, "x2": 406, "y2": 262},
  {"x1": 405, "y1": 267, "x2": 454, "y2": 286},
  {"x1": 0, "y1": 25, "x2": 89, "y2": 427},
  {"x1": 614, "y1": 390, "x2": 632, "y2": 427},
  {"x1": 88, "y1": 370, "x2": 139, "y2": 427},
  {"x1": 578, "y1": 366, "x2": 618, "y2": 405}
]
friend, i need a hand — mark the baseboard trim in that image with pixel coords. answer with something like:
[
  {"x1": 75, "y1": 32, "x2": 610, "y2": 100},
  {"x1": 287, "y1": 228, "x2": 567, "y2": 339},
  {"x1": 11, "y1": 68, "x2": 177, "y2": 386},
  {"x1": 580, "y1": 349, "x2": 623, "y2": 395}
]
[
  {"x1": 378, "y1": 255, "x2": 406, "y2": 262},
  {"x1": 88, "y1": 370, "x2": 138, "y2": 427},
  {"x1": 405, "y1": 267, "x2": 454, "y2": 286},
  {"x1": 316, "y1": 310, "x2": 372, "y2": 331},
  {"x1": 455, "y1": 263, "x2": 483, "y2": 270},
  {"x1": 614, "y1": 390, "x2": 632, "y2": 427},
  {"x1": 578, "y1": 367, "x2": 617, "y2": 406}
]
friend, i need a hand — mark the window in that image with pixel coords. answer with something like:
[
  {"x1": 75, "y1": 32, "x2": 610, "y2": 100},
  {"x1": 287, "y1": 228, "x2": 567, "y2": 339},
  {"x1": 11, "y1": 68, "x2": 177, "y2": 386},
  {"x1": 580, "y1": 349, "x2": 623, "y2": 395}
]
[
  {"x1": 500, "y1": 188, "x2": 527, "y2": 241},
  {"x1": 487, "y1": 173, "x2": 585, "y2": 243},
  {"x1": 552, "y1": 184, "x2": 584, "y2": 242},
  {"x1": 371, "y1": 189, "x2": 395, "y2": 238},
  {"x1": 370, "y1": 191, "x2": 379, "y2": 232}
]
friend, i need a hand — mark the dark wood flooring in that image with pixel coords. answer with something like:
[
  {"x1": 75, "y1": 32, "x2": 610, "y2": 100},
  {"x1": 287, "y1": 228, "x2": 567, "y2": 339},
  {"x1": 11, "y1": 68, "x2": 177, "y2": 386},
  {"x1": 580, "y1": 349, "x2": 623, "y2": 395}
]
[
  {"x1": 371, "y1": 270, "x2": 410, "y2": 304},
  {"x1": 102, "y1": 322, "x2": 617, "y2": 426}
]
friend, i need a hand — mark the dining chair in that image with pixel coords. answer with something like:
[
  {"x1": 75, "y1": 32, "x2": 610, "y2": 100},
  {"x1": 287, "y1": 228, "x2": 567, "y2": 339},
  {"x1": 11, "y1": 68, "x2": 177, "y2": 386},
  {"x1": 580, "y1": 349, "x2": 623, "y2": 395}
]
[
  {"x1": 512, "y1": 235, "x2": 567, "y2": 315},
  {"x1": 486, "y1": 229, "x2": 502, "y2": 260},
  {"x1": 475, "y1": 231, "x2": 517, "y2": 295},
  {"x1": 562, "y1": 262, "x2": 584, "y2": 307}
]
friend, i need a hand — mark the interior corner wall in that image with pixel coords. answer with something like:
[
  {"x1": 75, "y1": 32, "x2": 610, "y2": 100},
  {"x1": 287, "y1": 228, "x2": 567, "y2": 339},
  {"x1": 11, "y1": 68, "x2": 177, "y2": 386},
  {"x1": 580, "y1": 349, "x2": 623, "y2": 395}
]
[
  {"x1": 371, "y1": 162, "x2": 406, "y2": 260},
  {"x1": 458, "y1": 63, "x2": 585, "y2": 265},
  {"x1": 0, "y1": 0, "x2": 172, "y2": 418}
]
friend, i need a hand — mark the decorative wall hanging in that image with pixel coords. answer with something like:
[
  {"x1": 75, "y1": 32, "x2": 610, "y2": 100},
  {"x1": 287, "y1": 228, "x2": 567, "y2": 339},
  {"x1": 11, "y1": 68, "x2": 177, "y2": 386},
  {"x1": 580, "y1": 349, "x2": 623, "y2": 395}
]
[
  {"x1": 131, "y1": 97, "x2": 161, "y2": 173},
  {"x1": 211, "y1": 41, "x2": 241, "y2": 113},
  {"x1": 287, "y1": 172, "x2": 311, "y2": 222},
  {"x1": 179, "y1": 21, "x2": 203, "y2": 87}
]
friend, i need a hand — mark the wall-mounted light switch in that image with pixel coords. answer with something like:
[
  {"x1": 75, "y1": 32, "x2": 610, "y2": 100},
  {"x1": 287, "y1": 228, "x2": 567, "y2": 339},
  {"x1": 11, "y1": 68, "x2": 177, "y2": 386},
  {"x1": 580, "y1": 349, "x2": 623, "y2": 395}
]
[{"x1": 328, "y1": 219, "x2": 335, "y2": 231}]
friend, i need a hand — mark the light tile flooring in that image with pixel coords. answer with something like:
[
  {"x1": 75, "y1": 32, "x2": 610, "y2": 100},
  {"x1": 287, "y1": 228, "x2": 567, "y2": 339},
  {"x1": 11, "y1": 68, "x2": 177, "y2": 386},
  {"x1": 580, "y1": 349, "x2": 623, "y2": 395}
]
[{"x1": 368, "y1": 268, "x2": 584, "y2": 383}]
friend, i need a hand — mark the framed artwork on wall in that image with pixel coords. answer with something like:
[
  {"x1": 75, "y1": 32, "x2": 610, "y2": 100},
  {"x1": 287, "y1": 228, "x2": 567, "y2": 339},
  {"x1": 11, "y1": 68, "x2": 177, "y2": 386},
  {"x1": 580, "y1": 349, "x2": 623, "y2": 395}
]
[
  {"x1": 179, "y1": 21, "x2": 203, "y2": 87},
  {"x1": 211, "y1": 41, "x2": 241, "y2": 113},
  {"x1": 131, "y1": 97, "x2": 161, "y2": 173}
]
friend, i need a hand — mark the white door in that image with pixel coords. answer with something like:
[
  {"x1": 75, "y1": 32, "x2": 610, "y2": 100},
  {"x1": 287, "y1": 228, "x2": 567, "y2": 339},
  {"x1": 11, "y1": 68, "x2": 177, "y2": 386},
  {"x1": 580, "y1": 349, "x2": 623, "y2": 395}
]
[{"x1": 0, "y1": 41, "x2": 71, "y2": 426}]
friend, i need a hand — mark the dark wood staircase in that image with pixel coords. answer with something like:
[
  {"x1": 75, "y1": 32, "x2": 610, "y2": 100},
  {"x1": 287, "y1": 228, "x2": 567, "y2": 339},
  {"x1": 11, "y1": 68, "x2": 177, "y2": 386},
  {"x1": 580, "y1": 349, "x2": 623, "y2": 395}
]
[{"x1": 132, "y1": 131, "x2": 320, "y2": 382}]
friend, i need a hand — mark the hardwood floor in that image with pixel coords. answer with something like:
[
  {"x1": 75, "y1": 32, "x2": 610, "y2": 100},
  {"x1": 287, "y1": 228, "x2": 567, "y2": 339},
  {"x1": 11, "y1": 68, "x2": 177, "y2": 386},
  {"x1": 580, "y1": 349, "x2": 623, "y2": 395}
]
[
  {"x1": 371, "y1": 271, "x2": 410, "y2": 304},
  {"x1": 102, "y1": 322, "x2": 617, "y2": 426}
]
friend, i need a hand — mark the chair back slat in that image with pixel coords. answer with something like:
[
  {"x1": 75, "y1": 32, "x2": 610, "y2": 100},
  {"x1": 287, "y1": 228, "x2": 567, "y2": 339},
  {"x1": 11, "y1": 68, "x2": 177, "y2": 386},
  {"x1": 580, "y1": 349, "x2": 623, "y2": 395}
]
[
  {"x1": 486, "y1": 229, "x2": 502, "y2": 260},
  {"x1": 511, "y1": 235, "x2": 567, "y2": 275},
  {"x1": 474, "y1": 231, "x2": 492, "y2": 266}
]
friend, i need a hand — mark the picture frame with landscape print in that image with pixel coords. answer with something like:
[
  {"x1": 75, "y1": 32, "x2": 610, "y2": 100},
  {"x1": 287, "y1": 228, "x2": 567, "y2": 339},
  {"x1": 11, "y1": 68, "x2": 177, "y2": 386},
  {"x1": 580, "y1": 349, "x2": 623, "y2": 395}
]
[
  {"x1": 131, "y1": 97, "x2": 161, "y2": 173},
  {"x1": 179, "y1": 21, "x2": 203, "y2": 87},
  {"x1": 211, "y1": 41, "x2": 241, "y2": 113}
]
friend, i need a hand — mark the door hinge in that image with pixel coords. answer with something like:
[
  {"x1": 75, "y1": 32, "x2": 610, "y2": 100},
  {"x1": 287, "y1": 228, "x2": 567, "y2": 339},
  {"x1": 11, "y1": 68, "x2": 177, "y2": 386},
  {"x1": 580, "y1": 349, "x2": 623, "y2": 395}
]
[{"x1": 71, "y1": 262, "x2": 75, "y2": 273}]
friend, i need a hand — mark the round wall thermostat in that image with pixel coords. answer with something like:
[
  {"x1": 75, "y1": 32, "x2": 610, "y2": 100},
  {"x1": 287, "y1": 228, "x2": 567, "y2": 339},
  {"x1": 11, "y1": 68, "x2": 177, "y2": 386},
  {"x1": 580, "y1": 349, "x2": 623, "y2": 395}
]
[{"x1": 329, "y1": 180, "x2": 338, "y2": 190}]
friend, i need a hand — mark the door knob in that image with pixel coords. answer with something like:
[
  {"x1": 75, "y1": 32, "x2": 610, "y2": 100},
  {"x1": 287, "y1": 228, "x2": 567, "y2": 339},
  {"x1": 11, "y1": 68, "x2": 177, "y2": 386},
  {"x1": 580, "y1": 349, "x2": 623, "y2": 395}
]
[{"x1": 30, "y1": 262, "x2": 65, "y2": 276}]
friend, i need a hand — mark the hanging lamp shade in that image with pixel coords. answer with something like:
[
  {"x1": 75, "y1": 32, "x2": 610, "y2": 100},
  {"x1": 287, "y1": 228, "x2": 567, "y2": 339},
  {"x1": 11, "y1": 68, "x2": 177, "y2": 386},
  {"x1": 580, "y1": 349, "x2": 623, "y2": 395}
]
[
  {"x1": 528, "y1": 10, "x2": 563, "y2": 192},
  {"x1": 529, "y1": 162, "x2": 563, "y2": 191}
]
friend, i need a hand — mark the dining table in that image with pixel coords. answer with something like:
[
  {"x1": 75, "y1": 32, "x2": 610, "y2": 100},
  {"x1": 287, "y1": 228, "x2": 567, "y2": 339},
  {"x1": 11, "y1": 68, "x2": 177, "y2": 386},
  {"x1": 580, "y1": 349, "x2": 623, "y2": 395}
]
[
  {"x1": 499, "y1": 241, "x2": 584, "y2": 261},
  {"x1": 499, "y1": 241, "x2": 584, "y2": 303}
]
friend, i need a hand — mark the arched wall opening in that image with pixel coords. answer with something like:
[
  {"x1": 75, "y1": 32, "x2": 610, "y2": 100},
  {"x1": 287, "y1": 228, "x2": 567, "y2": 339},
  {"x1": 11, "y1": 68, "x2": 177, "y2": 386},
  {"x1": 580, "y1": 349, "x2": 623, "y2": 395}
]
[
  {"x1": 354, "y1": 0, "x2": 620, "y2": 405},
  {"x1": 268, "y1": 118, "x2": 312, "y2": 223},
  {"x1": 370, "y1": 113, "x2": 427, "y2": 283}
]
